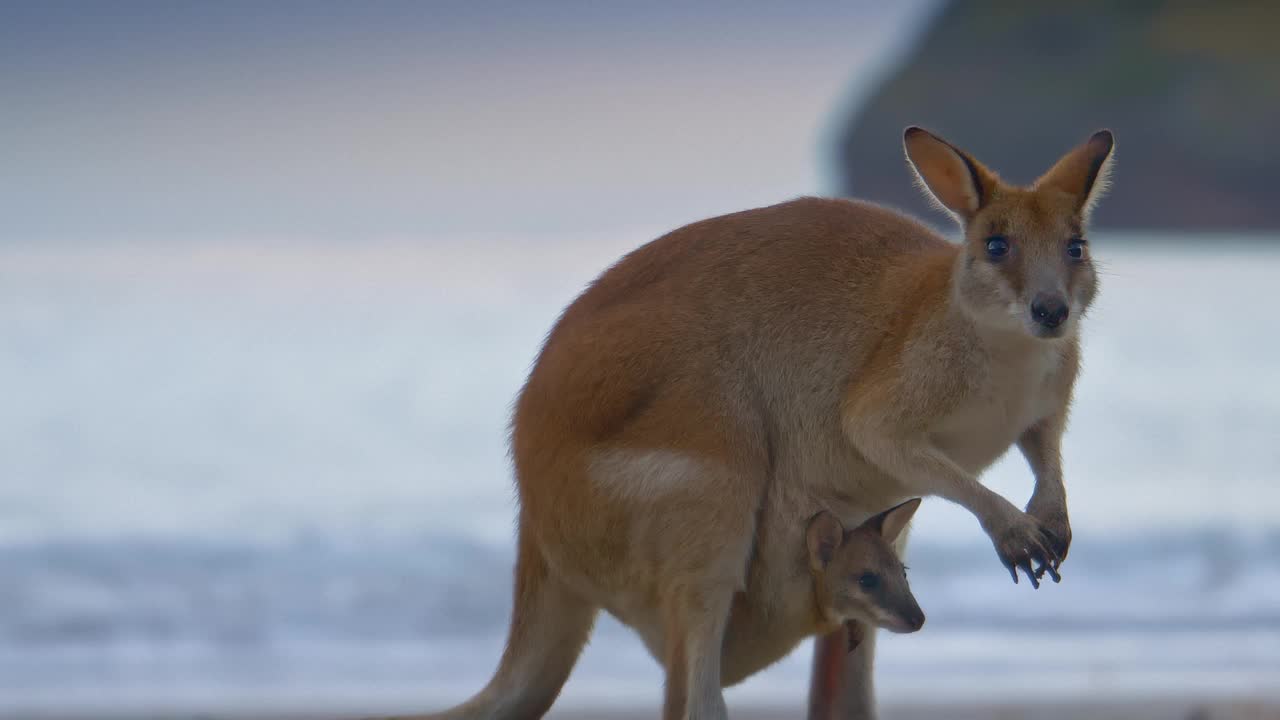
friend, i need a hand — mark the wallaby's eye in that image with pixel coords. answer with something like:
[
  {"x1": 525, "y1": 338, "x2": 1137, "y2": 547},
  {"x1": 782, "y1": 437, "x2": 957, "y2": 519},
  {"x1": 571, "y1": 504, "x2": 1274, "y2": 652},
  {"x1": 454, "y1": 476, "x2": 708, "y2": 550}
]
[
  {"x1": 985, "y1": 236, "x2": 1009, "y2": 259},
  {"x1": 857, "y1": 572, "x2": 880, "y2": 591},
  {"x1": 1067, "y1": 238, "x2": 1087, "y2": 261}
]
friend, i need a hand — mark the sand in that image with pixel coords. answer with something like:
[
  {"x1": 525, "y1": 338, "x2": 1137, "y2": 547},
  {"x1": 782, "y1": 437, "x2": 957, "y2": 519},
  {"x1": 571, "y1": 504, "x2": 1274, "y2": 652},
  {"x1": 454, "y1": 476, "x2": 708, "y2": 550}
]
[
  {"x1": 11, "y1": 699, "x2": 1280, "y2": 720},
  {"x1": 546, "y1": 701, "x2": 1280, "y2": 720}
]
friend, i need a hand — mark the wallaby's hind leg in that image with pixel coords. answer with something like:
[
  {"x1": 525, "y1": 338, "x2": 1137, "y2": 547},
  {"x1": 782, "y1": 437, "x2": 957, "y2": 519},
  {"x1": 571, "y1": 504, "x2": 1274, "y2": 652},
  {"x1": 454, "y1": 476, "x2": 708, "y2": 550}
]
[
  {"x1": 807, "y1": 623, "x2": 876, "y2": 720},
  {"x1": 413, "y1": 520, "x2": 596, "y2": 720},
  {"x1": 662, "y1": 585, "x2": 734, "y2": 720}
]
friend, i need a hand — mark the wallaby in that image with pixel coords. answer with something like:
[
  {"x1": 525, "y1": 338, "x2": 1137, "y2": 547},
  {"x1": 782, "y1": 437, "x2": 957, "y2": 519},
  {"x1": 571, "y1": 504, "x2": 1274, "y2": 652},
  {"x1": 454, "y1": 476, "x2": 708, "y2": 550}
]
[
  {"x1": 720, "y1": 498, "x2": 925, "y2": 689},
  {"x1": 414, "y1": 126, "x2": 1113, "y2": 720}
]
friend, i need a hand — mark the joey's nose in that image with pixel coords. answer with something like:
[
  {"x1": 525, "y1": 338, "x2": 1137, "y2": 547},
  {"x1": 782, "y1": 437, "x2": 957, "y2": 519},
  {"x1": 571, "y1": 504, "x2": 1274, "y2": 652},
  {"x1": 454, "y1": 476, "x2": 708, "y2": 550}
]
[
  {"x1": 1030, "y1": 294, "x2": 1069, "y2": 329},
  {"x1": 907, "y1": 608, "x2": 925, "y2": 632},
  {"x1": 894, "y1": 600, "x2": 925, "y2": 633}
]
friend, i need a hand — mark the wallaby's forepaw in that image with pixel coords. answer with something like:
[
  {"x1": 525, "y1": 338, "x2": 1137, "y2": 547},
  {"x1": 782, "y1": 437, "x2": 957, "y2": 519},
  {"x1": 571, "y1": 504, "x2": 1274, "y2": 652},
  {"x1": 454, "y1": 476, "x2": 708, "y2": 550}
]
[
  {"x1": 1026, "y1": 502, "x2": 1072, "y2": 578},
  {"x1": 988, "y1": 512, "x2": 1061, "y2": 589}
]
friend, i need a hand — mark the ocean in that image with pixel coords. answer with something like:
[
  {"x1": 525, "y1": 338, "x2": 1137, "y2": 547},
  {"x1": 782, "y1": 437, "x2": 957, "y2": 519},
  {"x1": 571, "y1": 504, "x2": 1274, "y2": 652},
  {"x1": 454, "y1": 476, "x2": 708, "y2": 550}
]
[{"x1": 2, "y1": 234, "x2": 1278, "y2": 716}]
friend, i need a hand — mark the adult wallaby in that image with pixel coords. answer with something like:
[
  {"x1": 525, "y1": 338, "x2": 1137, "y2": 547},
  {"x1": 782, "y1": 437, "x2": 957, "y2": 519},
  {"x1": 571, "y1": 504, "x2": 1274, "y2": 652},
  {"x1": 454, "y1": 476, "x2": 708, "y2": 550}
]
[{"x1": 420, "y1": 126, "x2": 1113, "y2": 720}]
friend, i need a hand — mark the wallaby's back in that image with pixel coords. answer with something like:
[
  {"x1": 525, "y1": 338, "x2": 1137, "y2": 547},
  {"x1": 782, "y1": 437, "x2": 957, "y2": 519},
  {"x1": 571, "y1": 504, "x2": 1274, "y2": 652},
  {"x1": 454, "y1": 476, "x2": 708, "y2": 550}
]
[{"x1": 514, "y1": 196, "x2": 953, "y2": 469}]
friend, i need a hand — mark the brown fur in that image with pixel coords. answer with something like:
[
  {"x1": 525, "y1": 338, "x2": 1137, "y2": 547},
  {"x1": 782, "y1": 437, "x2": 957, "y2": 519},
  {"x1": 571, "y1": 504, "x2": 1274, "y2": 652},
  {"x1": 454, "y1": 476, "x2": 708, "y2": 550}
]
[{"x1": 407, "y1": 127, "x2": 1114, "y2": 720}]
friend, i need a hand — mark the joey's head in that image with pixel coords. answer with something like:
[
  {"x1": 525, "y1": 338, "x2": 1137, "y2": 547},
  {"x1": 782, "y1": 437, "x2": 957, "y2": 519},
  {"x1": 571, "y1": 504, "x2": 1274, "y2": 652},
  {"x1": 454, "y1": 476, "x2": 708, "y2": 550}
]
[
  {"x1": 806, "y1": 498, "x2": 925, "y2": 638},
  {"x1": 903, "y1": 127, "x2": 1115, "y2": 340}
]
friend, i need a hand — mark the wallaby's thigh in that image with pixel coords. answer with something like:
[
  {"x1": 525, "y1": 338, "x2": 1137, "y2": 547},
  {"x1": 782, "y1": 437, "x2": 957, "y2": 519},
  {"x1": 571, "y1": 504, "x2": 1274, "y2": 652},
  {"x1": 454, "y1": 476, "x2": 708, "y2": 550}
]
[
  {"x1": 534, "y1": 442, "x2": 768, "y2": 599},
  {"x1": 661, "y1": 581, "x2": 736, "y2": 720}
]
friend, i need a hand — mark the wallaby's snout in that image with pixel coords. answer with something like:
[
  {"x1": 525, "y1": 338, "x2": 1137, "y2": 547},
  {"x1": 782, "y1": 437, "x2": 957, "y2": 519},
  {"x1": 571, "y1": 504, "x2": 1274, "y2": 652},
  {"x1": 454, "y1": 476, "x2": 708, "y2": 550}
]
[
  {"x1": 1030, "y1": 292, "x2": 1069, "y2": 332},
  {"x1": 907, "y1": 605, "x2": 925, "y2": 632},
  {"x1": 807, "y1": 499, "x2": 925, "y2": 636},
  {"x1": 890, "y1": 593, "x2": 926, "y2": 634}
]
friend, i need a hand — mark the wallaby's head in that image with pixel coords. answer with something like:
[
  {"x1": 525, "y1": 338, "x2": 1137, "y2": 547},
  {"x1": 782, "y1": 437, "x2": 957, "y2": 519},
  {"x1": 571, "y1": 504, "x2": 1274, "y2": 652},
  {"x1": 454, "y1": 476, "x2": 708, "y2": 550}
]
[
  {"x1": 903, "y1": 127, "x2": 1115, "y2": 340},
  {"x1": 806, "y1": 498, "x2": 924, "y2": 637}
]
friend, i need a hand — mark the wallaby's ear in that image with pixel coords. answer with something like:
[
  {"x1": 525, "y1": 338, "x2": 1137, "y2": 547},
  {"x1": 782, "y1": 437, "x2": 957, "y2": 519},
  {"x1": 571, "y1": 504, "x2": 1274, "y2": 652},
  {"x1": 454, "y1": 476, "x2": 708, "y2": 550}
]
[
  {"x1": 806, "y1": 511, "x2": 846, "y2": 572},
  {"x1": 862, "y1": 498, "x2": 922, "y2": 544},
  {"x1": 903, "y1": 126, "x2": 997, "y2": 221},
  {"x1": 1034, "y1": 129, "x2": 1115, "y2": 223}
]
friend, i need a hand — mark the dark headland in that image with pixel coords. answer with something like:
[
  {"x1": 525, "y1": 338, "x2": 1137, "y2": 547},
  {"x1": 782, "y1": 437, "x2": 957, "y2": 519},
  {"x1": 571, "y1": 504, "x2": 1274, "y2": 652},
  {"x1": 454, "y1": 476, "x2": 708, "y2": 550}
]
[{"x1": 835, "y1": 1, "x2": 1280, "y2": 231}]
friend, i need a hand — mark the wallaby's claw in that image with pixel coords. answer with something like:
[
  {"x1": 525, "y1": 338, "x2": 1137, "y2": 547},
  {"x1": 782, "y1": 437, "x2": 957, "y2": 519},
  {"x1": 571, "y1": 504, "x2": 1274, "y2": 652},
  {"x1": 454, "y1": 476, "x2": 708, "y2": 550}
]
[
  {"x1": 1034, "y1": 556, "x2": 1064, "y2": 584},
  {"x1": 1032, "y1": 527, "x2": 1064, "y2": 583},
  {"x1": 1018, "y1": 557, "x2": 1040, "y2": 589},
  {"x1": 1027, "y1": 504, "x2": 1073, "y2": 569},
  {"x1": 993, "y1": 514, "x2": 1061, "y2": 589},
  {"x1": 1032, "y1": 556, "x2": 1062, "y2": 584}
]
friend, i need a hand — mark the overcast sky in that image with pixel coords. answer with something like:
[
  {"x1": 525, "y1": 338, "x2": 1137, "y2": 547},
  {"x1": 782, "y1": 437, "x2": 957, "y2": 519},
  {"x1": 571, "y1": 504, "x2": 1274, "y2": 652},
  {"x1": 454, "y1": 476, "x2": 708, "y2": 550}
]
[{"x1": 1, "y1": 1, "x2": 936, "y2": 241}]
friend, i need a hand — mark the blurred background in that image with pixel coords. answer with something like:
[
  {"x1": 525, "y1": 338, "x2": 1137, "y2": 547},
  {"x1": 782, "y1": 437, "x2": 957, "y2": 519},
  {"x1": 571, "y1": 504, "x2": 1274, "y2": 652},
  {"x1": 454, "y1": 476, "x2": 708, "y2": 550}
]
[{"x1": 2, "y1": 1, "x2": 1278, "y2": 718}]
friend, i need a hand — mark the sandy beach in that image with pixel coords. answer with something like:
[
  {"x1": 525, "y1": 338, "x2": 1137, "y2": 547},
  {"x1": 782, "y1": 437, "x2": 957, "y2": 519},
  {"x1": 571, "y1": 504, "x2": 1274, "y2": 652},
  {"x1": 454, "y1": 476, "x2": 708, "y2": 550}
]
[
  {"x1": 551, "y1": 702, "x2": 1280, "y2": 720},
  {"x1": 543, "y1": 703, "x2": 1280, "y2": 720},
  {"x1": 10, "y1": 700, "x2": 1280, "y2": 720}
]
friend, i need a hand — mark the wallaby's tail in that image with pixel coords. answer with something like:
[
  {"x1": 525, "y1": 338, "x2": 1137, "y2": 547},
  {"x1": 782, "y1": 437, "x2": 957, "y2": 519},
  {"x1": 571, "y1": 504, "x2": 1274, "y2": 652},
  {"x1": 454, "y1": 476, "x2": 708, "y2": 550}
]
[{"x1": 409, "y1": 518, "x2": 597, "y2": 720}]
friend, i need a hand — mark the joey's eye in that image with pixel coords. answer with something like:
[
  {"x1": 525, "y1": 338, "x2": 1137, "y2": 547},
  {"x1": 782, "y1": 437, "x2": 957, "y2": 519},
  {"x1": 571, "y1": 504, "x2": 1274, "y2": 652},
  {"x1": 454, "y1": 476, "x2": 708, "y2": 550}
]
[
  {"x1": 985, "y1": 236, "x2": 1009, "y2": 259},
  {"x1": 1067, "y1": 238, "x2": 1087, "y2": 260},
  {"x1": 857, "y1": 572, "x2": 880, "y2": 591}
]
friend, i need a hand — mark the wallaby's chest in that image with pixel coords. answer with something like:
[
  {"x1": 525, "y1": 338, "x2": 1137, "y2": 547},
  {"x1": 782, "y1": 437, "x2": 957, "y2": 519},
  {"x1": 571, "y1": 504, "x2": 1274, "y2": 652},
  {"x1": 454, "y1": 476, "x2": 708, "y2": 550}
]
[{"x1": 930, "y1": 342, "x2": 1067, "y2": 472}]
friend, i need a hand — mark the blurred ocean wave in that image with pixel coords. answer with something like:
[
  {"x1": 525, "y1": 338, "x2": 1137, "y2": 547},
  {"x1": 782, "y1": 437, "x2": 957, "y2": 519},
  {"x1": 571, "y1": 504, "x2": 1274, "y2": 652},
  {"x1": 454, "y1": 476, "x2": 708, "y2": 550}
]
[
  {"x1": 2, "y1": 528, "x2": 1278, "y2": 712},
  {"x1": 3, "y1": 527, "x2": 1280, "y2": 650}
]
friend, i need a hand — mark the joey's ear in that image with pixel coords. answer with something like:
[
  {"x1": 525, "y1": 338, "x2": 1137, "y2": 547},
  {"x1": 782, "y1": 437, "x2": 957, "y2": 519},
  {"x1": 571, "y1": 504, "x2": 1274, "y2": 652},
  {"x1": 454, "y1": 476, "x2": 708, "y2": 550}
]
[
  {"x1": 1034, "y1": 129, "x2": 1115, "y2": 223},
  {"x1": 903, "y1": 126, "x2": 997, "y2": 221},
  {"x1": 862, "y1": 498, "x2": 922, "y2": 544},
  {"x1": 806, "y1": 511, "x2": 845, "y2": 572}
]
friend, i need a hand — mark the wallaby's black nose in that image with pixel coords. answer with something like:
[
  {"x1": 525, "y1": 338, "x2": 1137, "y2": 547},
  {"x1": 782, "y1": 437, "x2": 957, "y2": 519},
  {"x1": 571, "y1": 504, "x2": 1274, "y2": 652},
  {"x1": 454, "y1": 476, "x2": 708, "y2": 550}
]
[
  {"x1": 1030, "y1": 294, "x2": 1069, "y2": 329},
  {"x1": 908, "y1": 609, "x2": 926, "y2": 632}
]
